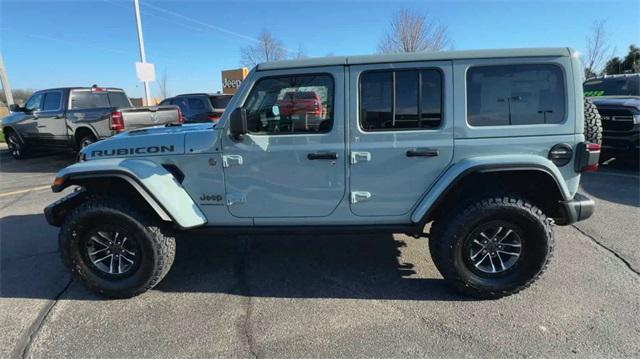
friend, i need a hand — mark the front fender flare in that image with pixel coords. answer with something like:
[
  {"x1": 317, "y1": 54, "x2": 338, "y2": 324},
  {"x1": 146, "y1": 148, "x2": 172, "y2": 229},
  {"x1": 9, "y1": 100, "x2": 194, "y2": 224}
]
[
  {"x1": 410, "y1": 155, "x2": 571, "y2": 224},
  {"x1": 52, "y1": 158, "x2": 207, "y2": 229}
]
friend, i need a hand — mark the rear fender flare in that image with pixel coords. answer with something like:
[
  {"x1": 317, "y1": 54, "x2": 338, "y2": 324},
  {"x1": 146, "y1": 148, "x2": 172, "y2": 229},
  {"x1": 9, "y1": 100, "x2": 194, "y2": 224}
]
[
  {"x1": 53, "y1": 158, "x2": 207, "y2": 229},
  {"x1": 411, "y1": 155, "x2": 571, "y2": 224}
]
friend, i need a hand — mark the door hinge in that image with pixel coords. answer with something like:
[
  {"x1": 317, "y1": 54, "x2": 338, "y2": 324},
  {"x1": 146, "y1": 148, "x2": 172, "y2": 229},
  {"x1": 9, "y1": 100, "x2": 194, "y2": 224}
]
[
  {"x1": 351, "y1": 191, "x2": 372, "y2": 204},
  {"x1": 226, "y1": 192, "x2": 246, "y2": 206},
  {"x1": 350, "y1": 151, "x2": 371, "y2": 164},
  {"x1": 222, "y1": 155, "x2": 243, "y2": 168}
]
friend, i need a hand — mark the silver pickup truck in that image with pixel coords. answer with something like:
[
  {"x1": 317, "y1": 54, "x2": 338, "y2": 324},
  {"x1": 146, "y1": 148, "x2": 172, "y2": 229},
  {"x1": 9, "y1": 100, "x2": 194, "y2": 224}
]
[{"x1": 1, "y1": 86, "x2": 182, "y2": 159}]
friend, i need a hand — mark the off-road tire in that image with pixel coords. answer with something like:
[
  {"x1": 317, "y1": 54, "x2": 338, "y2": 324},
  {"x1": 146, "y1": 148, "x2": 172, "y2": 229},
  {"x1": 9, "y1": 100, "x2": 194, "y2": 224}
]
[
  {"x1": 5, "y1": 131, "x2": 27, "y2": 159},
  {"x1": 429, "y1": 194, "x2": 554, "y2": 299},
  {"x1": 584, "y1": 98, "x2": 603, "y2": 145},
  {"x1": 59, "y1": 195, "x2": 176, "y2": 298}
]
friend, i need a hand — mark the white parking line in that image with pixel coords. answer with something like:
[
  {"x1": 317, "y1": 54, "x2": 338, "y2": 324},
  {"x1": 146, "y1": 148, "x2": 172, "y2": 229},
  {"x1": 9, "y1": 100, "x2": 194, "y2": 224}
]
[{"x1": 0, "y1": 185, "x2": 51, "y2": 198}]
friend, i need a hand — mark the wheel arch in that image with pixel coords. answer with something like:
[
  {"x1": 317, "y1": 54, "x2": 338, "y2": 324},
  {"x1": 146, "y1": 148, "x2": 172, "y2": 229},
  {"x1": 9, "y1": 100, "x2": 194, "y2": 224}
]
[
  {"x1": 2, "y1": 125, "x2": 25, "y2": 143},
  {"x1": 412, "y1": 159, "x2": 573, "y2": 226},
  {"x1": 51, "y1": 159, "x2": 207, "y2": 229},
  {"x1": 72, "y1": 126, "x2": 100, "y2": 148}
]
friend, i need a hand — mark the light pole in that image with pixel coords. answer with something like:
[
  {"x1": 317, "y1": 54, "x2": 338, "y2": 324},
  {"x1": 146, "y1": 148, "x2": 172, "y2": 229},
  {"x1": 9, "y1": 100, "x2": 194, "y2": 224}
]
[
  {"x1": 133, "y1": 0, "x2": 152, "y2": 105},
  {"x1": 0, "y1": 53, "x2": 14, "y2": 107}
]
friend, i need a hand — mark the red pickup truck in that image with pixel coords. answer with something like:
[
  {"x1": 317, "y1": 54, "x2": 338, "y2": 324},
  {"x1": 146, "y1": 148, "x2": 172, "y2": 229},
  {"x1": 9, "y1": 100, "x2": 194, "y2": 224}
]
[{"x1": 276, "y1": 91, "x2": 324, "y2": 117}]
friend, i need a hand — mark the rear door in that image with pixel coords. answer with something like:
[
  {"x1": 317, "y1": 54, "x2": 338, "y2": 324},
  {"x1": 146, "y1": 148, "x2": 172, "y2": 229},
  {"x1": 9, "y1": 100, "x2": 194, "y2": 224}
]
[
  {"x1": 348, "y1": 61, "x2": 454, "y2": 216},
  {"x1": 37, "y1": 90, "x2": 66, "y2": 143}
]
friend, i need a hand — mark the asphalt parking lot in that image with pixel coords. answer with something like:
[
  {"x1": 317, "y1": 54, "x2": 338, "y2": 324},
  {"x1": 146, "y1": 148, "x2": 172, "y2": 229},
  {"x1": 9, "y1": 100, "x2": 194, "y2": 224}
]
[{"x1": 1, "y1": 149, "x2": 639, "y2": 358}]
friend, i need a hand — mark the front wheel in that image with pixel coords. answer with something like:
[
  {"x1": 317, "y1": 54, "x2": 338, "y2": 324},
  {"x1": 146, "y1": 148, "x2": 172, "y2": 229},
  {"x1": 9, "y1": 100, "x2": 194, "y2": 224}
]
[
  {"x1": 59, "y1": 196, "x2": 176, "y2": 298},
  {"x1": 5, "y1": 131, "x2": 27, "y2": 159},
  {"x1": 429, "y1": 194, "x2": 553, "y2": 299}
]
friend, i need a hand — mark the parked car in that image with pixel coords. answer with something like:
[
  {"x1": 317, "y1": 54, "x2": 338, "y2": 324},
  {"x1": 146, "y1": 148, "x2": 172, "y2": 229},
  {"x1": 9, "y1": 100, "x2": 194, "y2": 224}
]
[
  {"x1": 584, "y1": 73, "x2": 640, "y2": 159},
  {"x1": 1, "y1": 86, "x2": 183, "y2": 159},
  {"x1": 160, "y1": 93, "x2": 232, "y2": 124},
  {"x1": 45, "y1": 48, "x2": 599, "y2": 299},
  {"x1": 276, "y1": 91, "x2": 324, "y2": 117}
]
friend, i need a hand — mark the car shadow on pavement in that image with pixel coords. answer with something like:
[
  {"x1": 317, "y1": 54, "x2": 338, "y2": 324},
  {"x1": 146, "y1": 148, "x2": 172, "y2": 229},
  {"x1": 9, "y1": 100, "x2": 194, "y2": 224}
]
[
  {"x1": 1, "y1": 213, "x2": 466, "y2": 302},
  {"x1": 156, "y1": 233, "x2": 467, "y2": 301},
  {"x1": 580, "y1": 162, "x2": 640, "y2": 208}
]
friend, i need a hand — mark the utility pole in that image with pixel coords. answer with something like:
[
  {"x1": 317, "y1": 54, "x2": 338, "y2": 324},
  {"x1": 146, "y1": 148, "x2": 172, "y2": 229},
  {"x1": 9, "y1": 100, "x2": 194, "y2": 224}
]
[
  {"x1": 0, "y1": 52, "x2": 15, "y2": 107},
  {"x1": 133, "y1": 0, "x2": 152, "y2": 105}
]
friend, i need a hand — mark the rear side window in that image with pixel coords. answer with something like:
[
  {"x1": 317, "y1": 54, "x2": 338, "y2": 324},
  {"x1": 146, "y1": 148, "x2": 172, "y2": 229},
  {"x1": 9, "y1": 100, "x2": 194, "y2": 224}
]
[
  {"x1": 360, "y1": 69, "x2": 443, "y2": 131},
  {"x1": 42, "y1": 92, "x2": 62, "y2": 111},
  {"x1": 467, "y1": 64, "x2": 565, "y2": 126},
  {"x1": 188, "y1": 98, "x2": 207, "y2": 111},
  {"x1": 70, "y1": 90, "x2": 130, "y2": 109},
  {"x1": 210, "y1": 95, "x2": 232, "y2": 109}
]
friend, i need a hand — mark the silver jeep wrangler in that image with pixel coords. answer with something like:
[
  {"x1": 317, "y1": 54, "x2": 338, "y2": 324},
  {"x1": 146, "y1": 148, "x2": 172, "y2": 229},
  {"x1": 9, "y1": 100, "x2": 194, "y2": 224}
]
[{"x1": 45, "y1": 48, "x2": 600, "y2": 299}]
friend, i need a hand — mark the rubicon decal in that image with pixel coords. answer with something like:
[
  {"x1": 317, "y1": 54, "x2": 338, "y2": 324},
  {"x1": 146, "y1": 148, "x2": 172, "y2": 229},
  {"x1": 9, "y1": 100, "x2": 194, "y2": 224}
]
[{"x1": 91, "y1": 145, "x2": 175, "y2": 157}]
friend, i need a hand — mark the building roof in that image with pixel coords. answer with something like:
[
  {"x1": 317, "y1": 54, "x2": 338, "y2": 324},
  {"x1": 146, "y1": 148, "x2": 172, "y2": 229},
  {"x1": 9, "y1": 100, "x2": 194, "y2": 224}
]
[{"x1": 257, "y1": 47, "x2": 574, "y2": 71}]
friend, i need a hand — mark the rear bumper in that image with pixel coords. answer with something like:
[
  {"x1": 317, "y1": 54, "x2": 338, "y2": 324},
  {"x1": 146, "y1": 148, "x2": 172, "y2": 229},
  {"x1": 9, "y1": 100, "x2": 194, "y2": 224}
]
[{"x1": 558, "y1": 193, "x2": 595, "y2": 225}]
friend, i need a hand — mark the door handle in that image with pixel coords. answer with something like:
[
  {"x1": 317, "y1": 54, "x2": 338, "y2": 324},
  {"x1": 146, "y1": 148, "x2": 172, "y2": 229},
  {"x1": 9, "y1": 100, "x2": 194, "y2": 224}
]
[
  {"x1": 307, "y1": 152, "x2": 338, "y2": 160},
  {"x1": 37, "y1": 125, "x2": 46, "y2": 128},
  {"x1": 406, "y1": 149, "x2": 439, "y2": 157}
]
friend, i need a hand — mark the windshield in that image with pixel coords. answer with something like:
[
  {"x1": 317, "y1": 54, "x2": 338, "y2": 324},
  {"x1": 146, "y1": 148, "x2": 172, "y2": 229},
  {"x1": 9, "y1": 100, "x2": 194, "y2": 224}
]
[{"x1": 584, "y1": 76, "x2": 640, "y2": 97}]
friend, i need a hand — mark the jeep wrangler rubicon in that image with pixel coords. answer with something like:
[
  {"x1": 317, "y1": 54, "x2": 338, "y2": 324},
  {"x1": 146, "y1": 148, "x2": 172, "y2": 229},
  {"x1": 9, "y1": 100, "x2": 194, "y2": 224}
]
[{"x1": 45, "y1": 48, "x2": 600, "y2": 299}]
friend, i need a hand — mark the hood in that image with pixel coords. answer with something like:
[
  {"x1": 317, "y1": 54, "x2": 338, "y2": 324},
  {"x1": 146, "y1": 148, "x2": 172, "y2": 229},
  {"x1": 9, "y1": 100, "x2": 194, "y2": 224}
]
[
  {"x1": 590, "y1": 96, "x2": 640, "y2": 111},
  {"x1": 81, "y1": 123, "x2": 216, "y2": 161}
]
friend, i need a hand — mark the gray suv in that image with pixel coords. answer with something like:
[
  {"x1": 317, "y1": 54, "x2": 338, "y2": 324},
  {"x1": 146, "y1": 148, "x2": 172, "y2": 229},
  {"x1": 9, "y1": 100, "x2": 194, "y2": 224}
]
[
  {"x1": 160, "y1": 93, "x2": 232, "y2": 123},
  {"x1": 45, "y1": 48, "x2": 599, "y2": 299}
]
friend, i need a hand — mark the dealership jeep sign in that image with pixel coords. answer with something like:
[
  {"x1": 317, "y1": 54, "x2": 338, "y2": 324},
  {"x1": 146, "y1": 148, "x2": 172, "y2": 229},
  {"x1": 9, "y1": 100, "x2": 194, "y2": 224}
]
[{"x1": 221, "y1": 68, "x2": 248, "y2": 94}]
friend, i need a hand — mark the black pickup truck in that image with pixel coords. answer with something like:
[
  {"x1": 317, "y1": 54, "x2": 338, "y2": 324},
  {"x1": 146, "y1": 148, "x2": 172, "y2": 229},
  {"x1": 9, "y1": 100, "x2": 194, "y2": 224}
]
[
  {"x1": 1, "y1": 86, "x2": 182, "y2": 159},
  {"x1": 584, "y1": 74, "x2": 640, "y2": 160}
]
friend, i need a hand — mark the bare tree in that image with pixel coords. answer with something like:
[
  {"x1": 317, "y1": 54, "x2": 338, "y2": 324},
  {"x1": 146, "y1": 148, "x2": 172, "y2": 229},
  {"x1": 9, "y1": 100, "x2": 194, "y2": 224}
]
[
  {"x1": 241, "y1": 30, "x2": 287, "y2": 67},
  {"x1": 378, "y1": 8, "x2": 450, "y2": 53},
  {"x1": 157, "y1": 68, "x2": 169, "y2": 99},
  {"x1": 583, "y1": 20, "x2": 612, "y2": 78},
  {"x1": 293, "y1": 44, "x2": 307, "y2": 60}
]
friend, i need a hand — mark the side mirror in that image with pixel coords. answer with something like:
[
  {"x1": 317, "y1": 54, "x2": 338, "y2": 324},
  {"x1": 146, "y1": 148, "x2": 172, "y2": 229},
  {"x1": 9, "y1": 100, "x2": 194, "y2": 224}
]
[
  {"x1": 229, "y1": 107, "x2": 247, "y2": 140},
  {"x1": 8, "y1": 104, "x2": 22, "y2": 112}
]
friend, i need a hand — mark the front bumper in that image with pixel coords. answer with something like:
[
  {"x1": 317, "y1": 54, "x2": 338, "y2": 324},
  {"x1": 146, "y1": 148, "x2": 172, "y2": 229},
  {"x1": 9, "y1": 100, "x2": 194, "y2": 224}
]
[
  {"x1": 559, "y1": 193, "x2": 595, "y2": 225},
  {"x1": 44, "y1": 189, "x2": 88, "y2": 227}
]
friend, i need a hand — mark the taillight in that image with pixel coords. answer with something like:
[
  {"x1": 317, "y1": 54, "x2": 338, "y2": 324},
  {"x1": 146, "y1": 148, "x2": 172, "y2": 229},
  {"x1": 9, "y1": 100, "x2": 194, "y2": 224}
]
[
  {"x1": 574, "y1": 142, "x2": 601, "y2": 172},
  {"x1": 207, "y1": 113, "x2": 222, "y2": 122},
  {"x1": 109, "y1": 111, "x2": 124, "y2": 132},
  {"x1": 177, "y1": 108, "x2": 184, "y2": 124}
]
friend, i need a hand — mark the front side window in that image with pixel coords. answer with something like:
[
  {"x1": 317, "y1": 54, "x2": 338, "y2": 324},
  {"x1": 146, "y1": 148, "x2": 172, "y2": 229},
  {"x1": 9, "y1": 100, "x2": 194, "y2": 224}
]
[
  {"x1": 243, "y1": 74, "x2": 334, "y2": 134},
  {"x1": 42, "y1": 92, "x2": 62, "y2": 111},
  {"x1": 25, "y1": 93, "x2": 43, "y2": 112},
  {"x1": 360, "y1": 69, "x2": 443, "y2": 131},
  {"x1": 467, "y1": 64, "x2": 565, "y2": 126}
]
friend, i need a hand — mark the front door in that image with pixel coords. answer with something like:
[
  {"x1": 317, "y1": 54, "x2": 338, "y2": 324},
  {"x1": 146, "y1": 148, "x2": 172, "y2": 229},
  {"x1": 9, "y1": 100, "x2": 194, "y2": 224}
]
[
  {"x1": 348, "y1": 62, "x2": 454, "y2": 216},
  {"x1": 221, "y1": 67, "x2": 346, "y2": 218}
]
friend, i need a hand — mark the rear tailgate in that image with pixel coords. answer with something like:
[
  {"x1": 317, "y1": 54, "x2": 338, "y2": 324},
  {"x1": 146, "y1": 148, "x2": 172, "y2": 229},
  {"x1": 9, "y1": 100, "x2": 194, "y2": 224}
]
[{"x1": 119, "y1": 106, "x2": 181, "y2": 130}]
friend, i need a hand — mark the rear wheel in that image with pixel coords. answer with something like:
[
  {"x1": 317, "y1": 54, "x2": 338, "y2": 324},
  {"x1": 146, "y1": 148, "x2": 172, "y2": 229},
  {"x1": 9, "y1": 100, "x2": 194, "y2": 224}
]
[
  {"x1": 429, "y1": 194, "x2": 553, "y2": 299},
  {"x1": 78, "y1": 133, "x2": 97, "y2": 149},
  {"x1": 59, "y1": 195, "x2": 175, "y2": 298},
  {"x1": 5, "y1": 131, "x2": 27, "y2": 159}
]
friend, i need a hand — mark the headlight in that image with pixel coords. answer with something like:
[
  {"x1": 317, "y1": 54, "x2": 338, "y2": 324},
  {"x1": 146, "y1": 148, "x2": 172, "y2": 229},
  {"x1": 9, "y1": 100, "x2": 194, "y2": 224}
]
[{"x1": 633, "y1": 114, "x2": 640, "y2": 125}]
